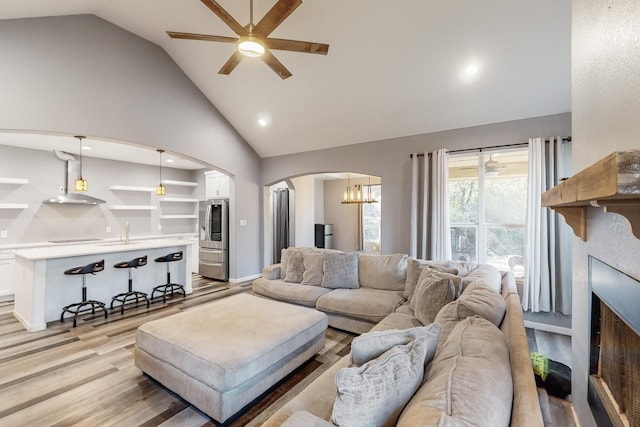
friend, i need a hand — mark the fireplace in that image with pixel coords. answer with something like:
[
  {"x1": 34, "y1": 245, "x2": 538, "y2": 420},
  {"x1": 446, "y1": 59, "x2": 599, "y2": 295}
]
[{"x1": 589, "y1": 256, "x2": 640, "y2": 426}]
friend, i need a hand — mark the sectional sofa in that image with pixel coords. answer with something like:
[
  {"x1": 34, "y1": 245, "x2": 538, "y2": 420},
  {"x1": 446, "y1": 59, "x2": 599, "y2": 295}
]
[{"x1": 252, "y1": 247, "x2": 543, "y2": 426}]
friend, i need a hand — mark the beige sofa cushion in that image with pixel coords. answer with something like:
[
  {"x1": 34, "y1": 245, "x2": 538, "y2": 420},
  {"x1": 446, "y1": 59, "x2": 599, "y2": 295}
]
[
  {"x1": 358, "y1": 253, "x2": 408, "y2": 291},
  {"x1": 252, "y1": 278, "x2": 332, "y2": 307},
  {"x1": 332, "y1": 337, "x2": 429, "y2": 427},
  {"x1": 301, "y1": 252, "x2": 324, "y2": 286},
  {"x1": 350, "y1": 323, "x2": 441, "y2": 366},
  {"x1": 410, "y1": 269, "x2": 457, "y2": 325},
  {"x1": 464, "y1": 263, "x2": 502, "y2": 292},
  {"x1": 321, "y1": 252, "x2": 359, "y2": 289},
  {"x1": 316, "y1": 288, "x2": 404, "y2": 323},
  {"x1": 281, "y1": 411, "x2": 335, "y2": 427},
  {"x1": 284, "y1": 249, "x2": 305, "y2": 283},
  {"x1": 433, "y1": 281, "x2": 507, "y2": 346},
  {"x1": 397, "y1": 316, "x2": 513, "y2": 427}
]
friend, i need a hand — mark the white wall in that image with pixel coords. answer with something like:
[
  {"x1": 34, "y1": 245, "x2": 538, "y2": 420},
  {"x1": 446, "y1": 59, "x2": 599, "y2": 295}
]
[
  {"x1": 0, "y1": 15, "x2": 262, "y2": 280},
  {"x1": 571, "y1": 1, "x2": 640, "y2": 424},
  {"x1": 290, "y1": 175, "x2": 315, "y2": 247}
]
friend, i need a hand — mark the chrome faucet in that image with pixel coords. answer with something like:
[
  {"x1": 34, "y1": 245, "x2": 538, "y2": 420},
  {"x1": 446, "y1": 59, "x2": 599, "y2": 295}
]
[{"x1": 124, "y1": 221, "x2": 130, "y2": 244}]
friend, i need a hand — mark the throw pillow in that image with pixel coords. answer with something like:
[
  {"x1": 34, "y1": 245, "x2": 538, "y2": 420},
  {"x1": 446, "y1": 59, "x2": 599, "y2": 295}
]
[
  {"x1": 301, "y1": 252, "x2": 324, "y2": 286},
  {"x1": 332, "y1": 337, "x2": 428, "y2": 427},
  {"x1": 321, "y1": 252, "x2": 359, "y2": 289},
  {"x1": 350, "y1": 324, "x2": 441, "y2": 367},
  {"x1": 284, "y1": 249, "x2": 305, "y2": 283},
  {"x1": 404, "y1": 259, "x2": 460, "y2": 299},
  {"x1": 410, "y1": 270, "x2": 457, "y2": 325}
]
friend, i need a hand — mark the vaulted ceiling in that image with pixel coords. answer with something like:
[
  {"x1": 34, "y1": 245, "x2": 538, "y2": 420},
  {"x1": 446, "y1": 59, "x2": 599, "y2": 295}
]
[{"x1": 0, "y1": 0, "x2": 571, "y2": 158}]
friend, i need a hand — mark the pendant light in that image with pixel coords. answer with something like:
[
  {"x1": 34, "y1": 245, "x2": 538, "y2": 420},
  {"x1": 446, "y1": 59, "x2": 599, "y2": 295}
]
[
  {"x1": 74, "y1": 135, "x2": 88, "y2": 192},
  {"x1": 341, "y1": 174, "x2": 378, "y2": 204},
  {"x1": 156, "y1": 149, "x2": 166, "y2": 196}
]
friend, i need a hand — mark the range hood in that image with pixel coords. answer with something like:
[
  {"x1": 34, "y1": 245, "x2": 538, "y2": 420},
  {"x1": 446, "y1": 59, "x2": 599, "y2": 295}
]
[{"x1": 43, "y1": 150, "x2": 106, "y2": 205}]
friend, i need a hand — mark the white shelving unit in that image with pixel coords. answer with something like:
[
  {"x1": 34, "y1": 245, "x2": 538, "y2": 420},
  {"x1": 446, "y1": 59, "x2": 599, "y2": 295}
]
[
  {"x1": 159, "y1": 214, "x2": 198, "y2": 219},
  {"x1": 109, "y1": 185, "x2": 155, "y2": 192},
  {"x1": 159, "y1": 197, "x2": 199, "y2": 203},
  {"x1": 162, "y1": 179, "x2": 198, "y2": 187},
  {"x1": 0, "y1": 177, "x2": 29, "y2": 209},
  {"x1": 0, "y1": 177, "x2": 29, "y2": 185},
  {"x1": 109, "y1": 205, "x2": 157, "y2": 210}
]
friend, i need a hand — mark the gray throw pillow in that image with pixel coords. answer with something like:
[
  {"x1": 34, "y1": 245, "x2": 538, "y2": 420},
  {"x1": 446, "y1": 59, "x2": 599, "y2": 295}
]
[
  {"x1": 321, "y1": 252, "x2": 359, "y2": 289},
  {"x1": 410, "y1": 270, "x2": 457, "y2": 325},
  {"x1": 332, "y1": 337, "x2": 428, "y2": 427},
  {"x1": 284, "y1": 249, "x2": 305, "y2": 283},
  {"x1": 350, "y1": 324, "x2": 441, "y2": 367},
  {"x1": 301, "y1": 252, "x2": 324, "y2": 286}
]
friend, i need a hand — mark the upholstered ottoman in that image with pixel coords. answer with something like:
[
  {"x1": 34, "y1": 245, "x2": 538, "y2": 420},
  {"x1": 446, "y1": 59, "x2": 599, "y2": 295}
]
[{"x1": 134, "y1": 293, "x2": 327, "y2": 423}]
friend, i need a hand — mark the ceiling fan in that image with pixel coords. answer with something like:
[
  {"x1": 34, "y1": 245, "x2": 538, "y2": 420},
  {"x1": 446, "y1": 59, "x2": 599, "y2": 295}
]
[
  {"x1": 167, "y1": 0, "x2": 329, "y2": 79},
  {"x1": 484, "y1": 155, "x2": 505, "y2": 174}
]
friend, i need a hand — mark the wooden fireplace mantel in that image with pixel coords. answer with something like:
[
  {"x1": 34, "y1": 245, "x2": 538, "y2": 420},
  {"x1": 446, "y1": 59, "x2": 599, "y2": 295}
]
[{"x1": 542, "y1": 150, "x2": 640, "y2": 241}]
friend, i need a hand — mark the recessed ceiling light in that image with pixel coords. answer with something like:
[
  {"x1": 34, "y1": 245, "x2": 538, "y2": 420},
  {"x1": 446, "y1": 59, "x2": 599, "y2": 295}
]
[
  {"x1": 465, "y1": 64, "x2": 480, "y2": 77},
  {"x1": 82, "y1": 146, "x2": 92, "y2": 151},
  {"x1": 166, "y1": 159, "x2": 174, "y2": 163},
  {"x1": 257, "y1": 113, "x2": 271, "y2": 127}
]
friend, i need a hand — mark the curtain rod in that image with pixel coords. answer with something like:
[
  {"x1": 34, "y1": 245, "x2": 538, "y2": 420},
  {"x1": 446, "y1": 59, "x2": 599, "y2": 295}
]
[{"x1": 409, "y1": 136, "x2": 571, "y2": 158}]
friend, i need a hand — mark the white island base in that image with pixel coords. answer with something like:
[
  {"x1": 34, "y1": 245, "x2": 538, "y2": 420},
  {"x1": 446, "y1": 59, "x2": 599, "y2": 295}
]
[{"x1": 13, "y1": 239, "x2": 193, "y2": 332}]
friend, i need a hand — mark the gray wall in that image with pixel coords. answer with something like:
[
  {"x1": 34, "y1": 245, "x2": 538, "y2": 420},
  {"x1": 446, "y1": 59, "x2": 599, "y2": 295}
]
[
  {"x1": 0, "y1": 15, "x2": 262, "y2": 280},
  {"x1": 263, "y1": 113, "x2": 571, "y2": 255},
  {"x1": 0, "y1": 144, "x2": 200, "y2": 243},
  {"x1": 571, "y1": 1, "x2": 640, "y2": 424}
]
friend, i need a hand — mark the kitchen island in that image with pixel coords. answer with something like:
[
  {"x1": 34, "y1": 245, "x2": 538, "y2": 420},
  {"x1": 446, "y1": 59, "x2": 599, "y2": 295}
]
[{"x1": 13, "y1": 239, "x2": 193, "y2": 332}]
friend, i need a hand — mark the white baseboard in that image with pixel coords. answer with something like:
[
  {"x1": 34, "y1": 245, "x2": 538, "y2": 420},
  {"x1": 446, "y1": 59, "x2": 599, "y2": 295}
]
[
  {"x1": 229, "y1": 273, "x2": 261, "y2": 284},
  {"x1": 524, "y1": 320, "x2": 573, "y2": 336}
]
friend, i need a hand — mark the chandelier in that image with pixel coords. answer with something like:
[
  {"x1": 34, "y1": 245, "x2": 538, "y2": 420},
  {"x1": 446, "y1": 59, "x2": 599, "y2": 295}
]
[{"x1": 341, "y1": 174, "x2": 378, "y2": 204}]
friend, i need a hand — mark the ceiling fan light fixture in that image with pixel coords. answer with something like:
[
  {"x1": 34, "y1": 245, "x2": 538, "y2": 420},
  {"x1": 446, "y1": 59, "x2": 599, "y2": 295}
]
[{"x1": 238, "y1": 36, "x2": 265, "y2": 58}]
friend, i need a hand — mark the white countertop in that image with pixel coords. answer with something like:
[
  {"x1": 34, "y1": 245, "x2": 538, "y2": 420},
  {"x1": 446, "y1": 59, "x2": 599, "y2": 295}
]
[
  {"x1": 0, "y1": 233, "x2": 197, "y2": 252},
  {"x1": 14, "y1": 238, "x2": 192, "y2": 261}
]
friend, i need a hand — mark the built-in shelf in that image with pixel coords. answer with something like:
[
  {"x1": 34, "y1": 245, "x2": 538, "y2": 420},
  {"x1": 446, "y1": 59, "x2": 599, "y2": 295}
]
[
  {"x1": 109, "y1": 185, "x2": 156, "y2": 192},
  {"x1": 542, "y1": 150, "x2": 640, "y2": 241},
  {"x1": 159, "y1": 197, "x2": 199, "y2": 203},
  {"x1": 109, "y1": 205, "x2": 157, "y2": 210},
  {"x1": 0, "y1": 203, "x2": 28, "y2": 209},
  {"x1": 162, "y1": 180, "x2": 198, "y2": 187},
  {"x1": 159, "y1": 214, "x2": 198, "y2": 219},
  {"x1": 0, "y1": 177, "x2": 29, "y2": 185}
]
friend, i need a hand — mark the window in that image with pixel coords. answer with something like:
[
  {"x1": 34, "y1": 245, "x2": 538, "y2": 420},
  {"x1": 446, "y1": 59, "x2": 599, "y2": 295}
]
[
  {"x1": 361, "y1": 184, "x2": 381, "y2": 252},
  {"x1": 448, "y1": 149, "x2": 528, "y2": 274}
]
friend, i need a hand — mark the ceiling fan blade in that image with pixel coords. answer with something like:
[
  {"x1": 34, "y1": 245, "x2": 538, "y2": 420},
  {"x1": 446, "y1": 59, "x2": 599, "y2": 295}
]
[
  {"x1": 167, "y1": 31, "x2": 238, "y2": 44},
  {"x1": 262, "y1": 50, "x2": 292, "y2": 80},
  {"x1": 266, "y1": 38, "x2": 329, "y2": 55},
  {"x1": 218, "y1": 51, "x2": 244, "y2": 75},
  {"x1": 201, "y1": 0, "x2": 247, "y2": 36},
  {"x1": 253, "y1": 0, "x2": 302, "y2": 37}
]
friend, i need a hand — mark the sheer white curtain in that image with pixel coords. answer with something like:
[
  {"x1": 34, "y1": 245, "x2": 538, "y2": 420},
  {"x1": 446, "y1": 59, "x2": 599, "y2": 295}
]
[
  {"x1": 431, "y1": 148, "x2": 452, "y2": 260},
  {"x1": 409, "y1": 149, "x2": 451, "y2": 261},
  {"x1": 524, "y1": 137, "x2": 569, "y2": 313}
]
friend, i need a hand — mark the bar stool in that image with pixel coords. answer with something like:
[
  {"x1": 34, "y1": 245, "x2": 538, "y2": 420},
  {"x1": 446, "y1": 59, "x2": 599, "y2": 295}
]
[
  {"x1": 151, "y1": 251, "x2": 186, "y2": 303},
  {"x1": 111, "y1": 255, "x2": 150, "y2": 314},
  {"x1": 61, "y1": 259, "x2": 108, "y2": 327}
]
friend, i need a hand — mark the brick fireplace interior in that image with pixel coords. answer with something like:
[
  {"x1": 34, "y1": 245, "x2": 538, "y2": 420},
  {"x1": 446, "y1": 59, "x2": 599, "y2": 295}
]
[{"x1": 589, "y1": 256, "x2": 640, "y2": 426}]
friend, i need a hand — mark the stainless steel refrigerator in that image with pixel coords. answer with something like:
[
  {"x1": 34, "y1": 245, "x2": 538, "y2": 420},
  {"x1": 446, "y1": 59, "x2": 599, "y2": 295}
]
[
  {"x1": 199, "y1": 199, "x2": 229, "y2": 280},
  {"x1": 314, "y1": 224, "x2": 333, "y2": 249}
]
